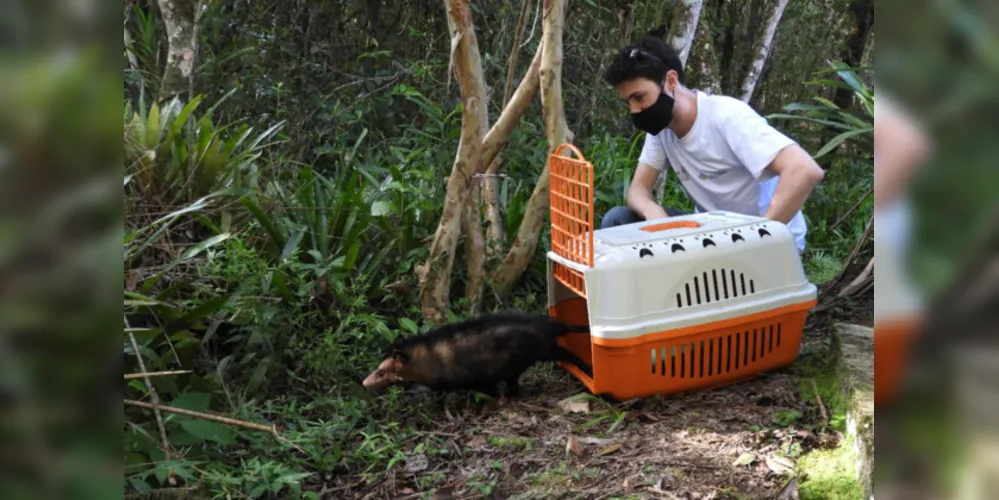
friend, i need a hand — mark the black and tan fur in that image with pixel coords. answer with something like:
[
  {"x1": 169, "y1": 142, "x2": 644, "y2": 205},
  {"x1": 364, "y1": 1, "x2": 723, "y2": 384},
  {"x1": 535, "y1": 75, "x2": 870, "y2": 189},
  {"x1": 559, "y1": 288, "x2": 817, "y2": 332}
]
[{"x1": 362, "y1": 312, "x2": 591, "y2": 397}]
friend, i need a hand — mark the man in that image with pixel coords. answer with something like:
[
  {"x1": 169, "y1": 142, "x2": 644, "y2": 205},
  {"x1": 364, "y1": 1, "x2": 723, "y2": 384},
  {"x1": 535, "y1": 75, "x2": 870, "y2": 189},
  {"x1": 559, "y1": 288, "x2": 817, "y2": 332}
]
[{"x1": 600, "y1": 35, "x2": 825, "y2": 251}]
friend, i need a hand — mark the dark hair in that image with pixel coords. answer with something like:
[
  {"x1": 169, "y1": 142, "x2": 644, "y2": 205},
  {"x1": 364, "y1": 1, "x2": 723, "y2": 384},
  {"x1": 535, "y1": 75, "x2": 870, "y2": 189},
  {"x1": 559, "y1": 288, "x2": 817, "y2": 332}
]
[{"x1": 603, "y1": 34, "x2": 685, "y2": 88}]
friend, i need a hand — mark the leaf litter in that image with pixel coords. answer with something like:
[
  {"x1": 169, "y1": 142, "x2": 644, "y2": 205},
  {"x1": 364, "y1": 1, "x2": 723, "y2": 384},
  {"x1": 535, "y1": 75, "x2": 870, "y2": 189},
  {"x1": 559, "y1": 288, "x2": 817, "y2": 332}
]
[{"x1": 323, "y1": 362, "x2": 834, "y2": 499}]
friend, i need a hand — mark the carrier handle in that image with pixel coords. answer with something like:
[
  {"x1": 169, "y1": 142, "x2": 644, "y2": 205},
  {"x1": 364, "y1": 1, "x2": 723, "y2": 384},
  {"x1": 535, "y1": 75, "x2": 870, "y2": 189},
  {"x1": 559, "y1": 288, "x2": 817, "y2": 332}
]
[{"x1": 552, "y1": 143, "x2": 587, "y2": 162}]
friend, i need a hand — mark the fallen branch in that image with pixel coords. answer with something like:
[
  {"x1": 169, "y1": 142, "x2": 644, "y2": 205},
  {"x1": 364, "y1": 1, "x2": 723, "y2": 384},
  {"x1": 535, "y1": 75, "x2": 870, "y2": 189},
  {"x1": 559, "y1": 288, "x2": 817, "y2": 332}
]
[
  {"x1": 124, "y1": 399, "x2": 306, "y2": 455},
  {"x1": 828, "y1": 189, "x2": 872, "y2": 233},
  {"x1": 127, "y1": 330, "x2": 172, "y2": 459},
  {"x1": 124, "y1": 370, "x2": 192, "y2": 380},
  {"x1": 829, "y1": 215, "x2": 873, "y2": 289},
  {"x1": 837, "y1": 256, "x2": 874, "y2": 299},
  {"x1": 810, "y1": 378, "x2": 828, "y2": 430}
]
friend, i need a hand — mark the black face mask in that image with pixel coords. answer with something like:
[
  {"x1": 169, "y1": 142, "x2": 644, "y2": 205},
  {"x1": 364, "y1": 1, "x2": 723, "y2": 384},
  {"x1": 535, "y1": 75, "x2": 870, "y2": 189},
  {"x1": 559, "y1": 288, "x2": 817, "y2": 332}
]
[{"x1": 631, "y1": 87, "x2": 675, "y2": 135}]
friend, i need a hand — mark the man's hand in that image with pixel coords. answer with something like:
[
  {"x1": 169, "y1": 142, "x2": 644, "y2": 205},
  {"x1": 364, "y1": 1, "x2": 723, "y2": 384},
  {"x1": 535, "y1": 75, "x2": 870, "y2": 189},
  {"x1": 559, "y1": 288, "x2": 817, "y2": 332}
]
[
  {"x1": 627, "y1": 163, "x2": 669, "y2": 220},
  {"x1": 762, "y1": 145, "x2": 825, "y2": 224}
]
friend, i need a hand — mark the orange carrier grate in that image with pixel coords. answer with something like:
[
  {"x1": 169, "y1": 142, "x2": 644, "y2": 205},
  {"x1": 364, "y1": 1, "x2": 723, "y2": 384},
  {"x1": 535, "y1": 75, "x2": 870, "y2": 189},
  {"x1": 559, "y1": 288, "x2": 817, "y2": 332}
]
[
  {"x1": 548, "y1": 144, "x2": 594, "y2": 298},
  {"x1": 545, "y1": 142, "x2": 817, "y2": 401}
]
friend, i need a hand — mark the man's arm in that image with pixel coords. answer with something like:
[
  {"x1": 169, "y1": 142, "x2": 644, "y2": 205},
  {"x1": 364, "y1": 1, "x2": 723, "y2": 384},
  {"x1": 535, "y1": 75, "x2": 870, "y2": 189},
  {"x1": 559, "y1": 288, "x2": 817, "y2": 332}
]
[
  {"x1": 761, "y1": 144, "x2": 825, "y2": 224},
  {"x1": 627, "y1": 163, "x2": 669, "y2": 220},
  {"x1": 716, "y1": 97, "x2": 825, "y2": 224}
]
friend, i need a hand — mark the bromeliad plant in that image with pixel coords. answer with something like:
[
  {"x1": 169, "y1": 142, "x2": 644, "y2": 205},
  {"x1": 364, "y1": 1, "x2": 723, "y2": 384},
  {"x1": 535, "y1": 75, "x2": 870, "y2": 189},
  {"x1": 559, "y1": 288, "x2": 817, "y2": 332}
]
[{"x1": 124, "y1": 91, "x2": 284, "y2": 208}]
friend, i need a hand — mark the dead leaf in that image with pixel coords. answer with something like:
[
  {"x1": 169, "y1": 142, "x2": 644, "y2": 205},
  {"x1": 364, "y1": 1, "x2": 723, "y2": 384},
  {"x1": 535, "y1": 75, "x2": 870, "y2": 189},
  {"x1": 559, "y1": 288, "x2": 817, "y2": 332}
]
[
  {"x1": 399, "y1": 487, "x2": 415, "y2": 494},
  {"x1": 598, "y1": 443, "x2": 622, "y2": 456},
  {"x1": 774, "y1": 477, "x2": 800, "y2": 500},
  {"x1": 732, "y1": 452, "x2": 756, "y2": 467},
  {"x1": 500, "y1": 407, "x2": 533, "y2": 425},
  {"x1": 576, "y1": 436, "x2": 614, "y2": 446},
  {"x1": 565, "y1": 436, "x2": 582, "y2": 456},
  {"x1": 467, "y1": 436, "x2": 486, "y2": 449},
  {"x1": 404, "y1": 453, "x2": 428, "y2": 474},
  {"x1": 558, "y1": 397, "x2": 590, "y2": 414},
  {"x1": 637, "y1": 411, "x2": 661, "y2": 422},
  {"x1": 766, "y1": 455, "x2": 796, "y2": 475}
]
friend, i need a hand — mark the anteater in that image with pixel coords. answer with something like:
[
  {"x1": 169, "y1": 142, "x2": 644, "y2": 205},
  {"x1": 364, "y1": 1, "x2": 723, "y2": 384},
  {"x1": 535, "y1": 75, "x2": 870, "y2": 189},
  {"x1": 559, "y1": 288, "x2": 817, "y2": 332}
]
[{"x1": 361, "y1": 312, "x2": 591, "y2": 397}]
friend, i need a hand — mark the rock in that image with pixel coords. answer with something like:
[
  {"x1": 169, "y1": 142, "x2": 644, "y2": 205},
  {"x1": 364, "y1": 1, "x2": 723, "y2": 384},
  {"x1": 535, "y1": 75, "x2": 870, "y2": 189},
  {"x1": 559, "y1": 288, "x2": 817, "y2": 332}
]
[{"x1": 835, "y1": 323, "x2": 874, "y2": 500}]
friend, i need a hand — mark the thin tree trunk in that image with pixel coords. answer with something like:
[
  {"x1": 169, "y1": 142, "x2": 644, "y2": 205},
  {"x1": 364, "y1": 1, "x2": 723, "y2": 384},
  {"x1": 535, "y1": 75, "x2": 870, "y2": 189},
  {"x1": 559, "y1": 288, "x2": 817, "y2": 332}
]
[
  {"x1": 738, "y1": 0, "x2": 789, "y2": 103},
  {"x1": 416, "y1": 0, "x2": 489, "y2": 322},
  {"x1": 491, "y1": 0, "x2": 570, "y2": 300},
  {"x1": 615, "y1": 0, "x2": 638, "y2": 45},
  {"x1": 655, "y1": 0, "x2": 705, "y2": 202},
  {"x1": 718, "y1": 0, "x2": 738, "y2": 93},
  {"x1": 689, "y1": 15, "x2": 721, "y2": 95},
  {"x1": 483, "y1": 0, "x2": 534, "y2": 260},
  {"x1": 156, "y1": 0, "x2": 199, "y2": 101},
  {"x1": 462, "y1": 178, "x2": 486, "y2": 315},
  {"x1": 482, "y1": 45, "x2": 544, "y2": 254},
  {"x1": 503, "y1": 0, "x2": 531, "y2": 106},
  {"x1": 861, "y1": 27, "x2": 874, "y2": 68},
  {"x1": 668, "y1": 0, "x2": 704, "y2": 66},
  {"x1": 834, "y1": 0, "x2": 874, "y2": 109}
]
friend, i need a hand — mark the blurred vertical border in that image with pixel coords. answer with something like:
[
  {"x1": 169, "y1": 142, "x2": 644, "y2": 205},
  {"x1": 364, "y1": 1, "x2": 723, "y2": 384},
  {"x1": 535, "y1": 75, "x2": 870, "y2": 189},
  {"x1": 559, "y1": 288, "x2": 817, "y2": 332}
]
[
  {"x1": 0, "y1": 0, "x2": 122, "y2": 498},
  {"x1": 878, "y1": 0, "x2": 999, "y2": 498}
]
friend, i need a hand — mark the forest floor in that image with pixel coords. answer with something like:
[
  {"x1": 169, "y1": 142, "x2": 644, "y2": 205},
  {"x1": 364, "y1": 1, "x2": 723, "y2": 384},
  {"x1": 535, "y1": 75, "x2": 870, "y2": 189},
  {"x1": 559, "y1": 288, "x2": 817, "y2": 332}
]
[{"x1": 319, "y1": 270, "x2": 873, "y2": 500}]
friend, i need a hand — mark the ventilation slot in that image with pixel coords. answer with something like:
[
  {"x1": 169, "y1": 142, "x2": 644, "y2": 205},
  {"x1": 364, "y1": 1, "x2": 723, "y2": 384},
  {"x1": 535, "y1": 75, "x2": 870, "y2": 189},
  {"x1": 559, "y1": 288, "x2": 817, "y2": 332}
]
[
  {"x1": 651, "y1": 323, "x2": 784, "y2": 379},
  {"x1": 675, "y1": 269, "x2": 758, "y2": 308}
]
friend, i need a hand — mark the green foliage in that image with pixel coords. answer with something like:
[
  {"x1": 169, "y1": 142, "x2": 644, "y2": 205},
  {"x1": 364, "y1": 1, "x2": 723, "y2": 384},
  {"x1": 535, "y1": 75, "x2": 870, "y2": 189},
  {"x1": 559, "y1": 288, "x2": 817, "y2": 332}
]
[
  {"x1": 805, "y1": 250, "x2": 845, "y2": 285},
  {"x1": 121, "y1": 1, "x2": 880, "y2": 496},
  {"x1": 769, "y1": 61, "x2": 874, "y2": 163},
  {"x1": 124, "y1": 92, "x2": 284, "y2": 206}
]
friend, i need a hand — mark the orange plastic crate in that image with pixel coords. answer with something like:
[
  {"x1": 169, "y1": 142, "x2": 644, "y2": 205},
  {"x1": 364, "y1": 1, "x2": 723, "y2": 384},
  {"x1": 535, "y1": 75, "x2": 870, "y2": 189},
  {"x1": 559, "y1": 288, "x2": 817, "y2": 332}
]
[
  {"x1": 551, "y1": 297, "x2": 815, "y2": 400},
  {"x1": 544, "y1": 143, "x2": 818, "y2": 400},
  {"x1": 548, "y1": 144, "x2": 593, "y2": 298}
]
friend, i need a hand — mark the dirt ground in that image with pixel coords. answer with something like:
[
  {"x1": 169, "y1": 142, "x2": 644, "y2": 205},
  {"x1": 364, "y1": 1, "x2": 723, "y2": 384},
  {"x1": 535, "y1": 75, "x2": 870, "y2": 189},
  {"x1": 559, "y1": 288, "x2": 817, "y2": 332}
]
[
  {"x1": 325, "y1": 362, "x2": 840, "y2": 499},
  {"x1": 321, "y1": 308, "x2": 859, "y2": 500},
  {"x1": 322, "y1": 268, "x2": 873, "y2": 500}
]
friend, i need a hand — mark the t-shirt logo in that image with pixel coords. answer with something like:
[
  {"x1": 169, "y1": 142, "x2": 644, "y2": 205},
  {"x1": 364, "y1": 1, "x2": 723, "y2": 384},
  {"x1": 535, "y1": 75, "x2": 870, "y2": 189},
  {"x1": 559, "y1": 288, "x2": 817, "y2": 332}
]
[{"x1": 697, "y1": 170, "x2": 725, "y2": 181}]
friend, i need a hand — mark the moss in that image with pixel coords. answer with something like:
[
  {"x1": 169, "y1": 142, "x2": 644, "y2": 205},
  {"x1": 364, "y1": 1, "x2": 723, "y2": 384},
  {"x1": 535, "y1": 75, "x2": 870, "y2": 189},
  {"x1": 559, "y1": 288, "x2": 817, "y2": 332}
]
[
  {"x1": 798, "y1": 434, "x2": 863, "y2": 500},
  {"x1": 486, "y1": 436, "x2": 532, "y2": 450},
  {"x1": 792, "y1": 346, "x2": 848, "y2": 432}
]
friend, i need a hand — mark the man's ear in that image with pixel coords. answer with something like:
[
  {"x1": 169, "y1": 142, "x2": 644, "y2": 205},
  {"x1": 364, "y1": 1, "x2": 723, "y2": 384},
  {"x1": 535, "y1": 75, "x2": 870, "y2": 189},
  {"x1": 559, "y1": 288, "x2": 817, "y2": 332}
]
[{"x1": 665, "y1": 70, "x2": 679, "y2": 91}]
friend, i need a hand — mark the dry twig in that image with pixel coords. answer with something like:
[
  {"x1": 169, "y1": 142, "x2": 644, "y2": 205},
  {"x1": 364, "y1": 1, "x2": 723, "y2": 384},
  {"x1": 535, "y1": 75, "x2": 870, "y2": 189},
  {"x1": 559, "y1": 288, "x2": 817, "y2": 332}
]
[
  {"x1": 127, "y1": 329, "x2": 172, "y2": 459},
  {"x1": 124, "y1": 370, "x2": 192, "y2": 380},
  {"x1": 124, "y1": 399, "x2": 306, "y2": 455},
  {"x1": 810, "y1": 379, "x2": 829, "y2": 431}
]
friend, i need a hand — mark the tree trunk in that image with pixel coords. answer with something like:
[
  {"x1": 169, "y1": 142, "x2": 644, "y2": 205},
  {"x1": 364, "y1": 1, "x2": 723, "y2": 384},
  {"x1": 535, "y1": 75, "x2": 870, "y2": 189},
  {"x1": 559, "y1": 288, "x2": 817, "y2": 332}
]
[
  {"x1": 156, "y1": 0, "x2": 199, "y2": 101},
  {"x1": 415, "y1": 0, "x2": 489, "y2": 322},
  {"x1": 462, "y1": 178, "x2": 486, "y2": 315},
  {"x1": 483, "y1": 13, "x2": 543, "y2": 260},
  {"x1": 861, "y1": 27, "x2": 874, "y2": 68},
  {"x1": 482, "y1": 45, "x2": 544, "y2": 255},
  {"x1": 689, "y1": 15, "x2": 721, "y2": 95},
  {"x1": 668, "y1": 0, "x2": 704, "y2": 66},
  {"x1": 615, "y1": 0, "x2": 638, "y2": 45},
  {"x1": 738, "y1": 0, "x2": 789, "y2": 103},
  {"x1": 833, "y1": 0, "x2": 874, "y2": 109},
  {"x1": 654, "y1": 0, "x2": 705, "y2": 203},
  {"x1": 491, "y1": 0, "x2": 570, "y2": 300}
]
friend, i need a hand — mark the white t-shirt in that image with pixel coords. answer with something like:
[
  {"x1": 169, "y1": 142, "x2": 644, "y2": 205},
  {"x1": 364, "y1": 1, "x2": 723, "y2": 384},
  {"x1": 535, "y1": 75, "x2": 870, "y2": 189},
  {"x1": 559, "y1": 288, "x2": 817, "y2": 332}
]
[{"x1": 638, "y1": 90, "x2": 808, "y2": 250}]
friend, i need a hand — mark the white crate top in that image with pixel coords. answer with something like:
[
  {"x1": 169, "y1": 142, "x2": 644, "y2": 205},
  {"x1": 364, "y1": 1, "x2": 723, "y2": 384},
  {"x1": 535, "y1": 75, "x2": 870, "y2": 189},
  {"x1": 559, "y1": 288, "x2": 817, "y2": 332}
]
[{"x1": 547, "y1": 211, "x2": 817, "y2": 341}]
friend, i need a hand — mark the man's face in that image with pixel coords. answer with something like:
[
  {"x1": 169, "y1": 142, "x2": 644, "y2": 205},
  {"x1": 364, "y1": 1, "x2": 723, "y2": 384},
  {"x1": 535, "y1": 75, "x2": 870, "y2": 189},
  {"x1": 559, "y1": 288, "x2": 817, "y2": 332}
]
[{"x1": 616, "y1": 72, "x2": 675, "y2": 114}]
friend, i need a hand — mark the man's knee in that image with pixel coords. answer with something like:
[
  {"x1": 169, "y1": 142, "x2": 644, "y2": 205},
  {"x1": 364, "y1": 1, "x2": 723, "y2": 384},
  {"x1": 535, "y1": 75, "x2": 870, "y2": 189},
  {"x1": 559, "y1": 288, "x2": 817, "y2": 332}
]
[{"x1": 600, "y1": 206, "x2": 641, "y2": 229}]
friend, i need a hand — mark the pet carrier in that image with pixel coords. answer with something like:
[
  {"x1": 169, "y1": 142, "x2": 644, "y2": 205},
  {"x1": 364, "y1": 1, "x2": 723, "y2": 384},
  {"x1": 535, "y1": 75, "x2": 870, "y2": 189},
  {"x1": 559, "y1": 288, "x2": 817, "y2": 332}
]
[{"x1": 546, "y1": 144, "x2": 818, "y2": 400}]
